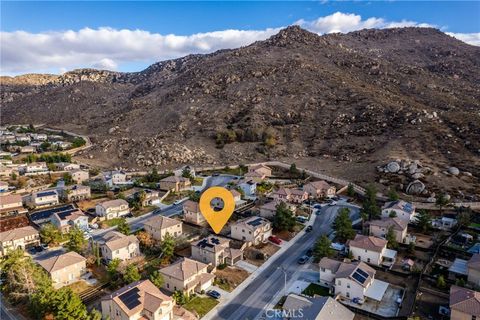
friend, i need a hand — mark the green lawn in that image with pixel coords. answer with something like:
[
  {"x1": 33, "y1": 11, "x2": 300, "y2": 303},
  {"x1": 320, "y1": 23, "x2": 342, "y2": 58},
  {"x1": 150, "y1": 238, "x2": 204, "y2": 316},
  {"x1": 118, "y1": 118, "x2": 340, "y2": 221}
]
[
  {"x1": 302, "y1": 283, "x2": 330, "y2": 297},
  {"x1": 101, "y1": 218, "x2": 125, "y2": 227},
  {"x1": 183, "y1": 296, "x2": 219, "y2": 317},
  {"x1": 192, "y1": 177, "x2": 204, "y2": 186}
]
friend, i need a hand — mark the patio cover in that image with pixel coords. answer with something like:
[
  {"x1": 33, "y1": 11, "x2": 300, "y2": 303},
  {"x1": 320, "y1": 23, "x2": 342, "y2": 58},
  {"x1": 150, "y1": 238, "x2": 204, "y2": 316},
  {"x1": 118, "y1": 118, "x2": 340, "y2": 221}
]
[
  {"x1": 449, "y1": 258, "x2": 468, "y2": 275},
  {"x1": 383, "y1": 248, "x2": 397, "y2": 260},
  {"x1": 365, "y1": 279, "x2": 389, "y2": 301}
]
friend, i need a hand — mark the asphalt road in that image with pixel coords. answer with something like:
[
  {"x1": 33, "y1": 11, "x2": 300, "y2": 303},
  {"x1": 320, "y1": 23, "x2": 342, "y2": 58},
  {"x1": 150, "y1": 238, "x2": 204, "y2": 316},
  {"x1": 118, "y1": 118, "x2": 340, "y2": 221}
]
[{"x1": 213, "y1": 202, "x2": 359, "y2": 320}]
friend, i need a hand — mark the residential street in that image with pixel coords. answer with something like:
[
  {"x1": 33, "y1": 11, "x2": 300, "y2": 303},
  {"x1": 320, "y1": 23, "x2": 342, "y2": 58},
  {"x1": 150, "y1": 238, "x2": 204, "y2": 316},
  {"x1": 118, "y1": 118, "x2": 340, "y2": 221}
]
[{"x1": 208, "y1": 202, "x2": 359, "y2": 320}]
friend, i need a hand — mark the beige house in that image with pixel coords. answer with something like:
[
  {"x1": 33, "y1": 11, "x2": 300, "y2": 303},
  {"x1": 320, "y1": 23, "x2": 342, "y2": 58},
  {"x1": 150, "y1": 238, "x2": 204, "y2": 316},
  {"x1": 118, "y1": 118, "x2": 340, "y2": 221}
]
[
  {"x1": 37, "y1": 251, "x2": 87, "y2": 288},
  {"x1": 159, "y1": 176, "x2": 191, "y2": 192},
  {"x1": 369, "y1": 217, "x2": 408, "y2": 243},
  {"x1": 231, "y1": 216, "x2": 272, "y2": 245},
  {"x1": 30, "y1": 190, "x2": 59, "y2": 208},
  {"x1": 96, "y1": 199, "x2": 130, "y2": 219},
  {"x1": 71, "y1": 169, "x2": 89, "y2": 184},
  {"x1": 61, "y1": 184, "x2": 91, "y2": 202},
  {"x1": 303, "y1": 180, "x2": 336, "y2": 199},
  {"x1": 159, "y1": 257, "x2": 215, "y2": 296},
  {"x1": 271, "y1": 188, "x2": 308, "y2": 204},
  {"x1": 259, "y1": 200, "x2": 296, "y2": 218},
  {"x1": 319, "y1": 257, "x2": 389, "y2": 303},
  {"x1": 0, "y1": 194, "x2": 27, "y2": 216},
  {"x1": 191, "y1": 235, "x2": 243, "y2": 267},
  {"x1": 245, "y1": 164, "x2": 272, "y2": 182},
  {"x1": 183, "y1": 200, "x2": 207, "y2": 226},
  {"x1": 144, "y1": 216, "x2": 183, "y2": 241},
  {"x1": 101, "y1": 279, "x2": 174, "y2": 320},
  {"x1": 348, "y1": 235, "x2": 397, "y2": 268},
  {"x1": 139, "y1": 189, "x2": 161, "y2": 207},
  {"x1": 467, "y1": 254, "x2": 480, "y2": 287},
  {"x1": 450, "y1": 285, "x2": 480, "y2": 320},
  {"x1": 97, "y1": 231, "x2": 141, "y2": 262},
  {"x1": 0, "y1": 226, "x2": 40, "y2": 256}
]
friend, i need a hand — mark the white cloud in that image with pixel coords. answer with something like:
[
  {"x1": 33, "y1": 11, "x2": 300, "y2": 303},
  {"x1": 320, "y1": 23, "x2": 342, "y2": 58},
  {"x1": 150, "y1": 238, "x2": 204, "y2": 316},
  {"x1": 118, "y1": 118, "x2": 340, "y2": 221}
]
[
  {"x1": 446, "y1": 32, "x2": 480, "y2": 46},
  {"x1": 295, "y1": 12, "x2": 434, "y2": 34},
  {"x1": 1, "y1": 12, "x2": 478, "y2": 75}
]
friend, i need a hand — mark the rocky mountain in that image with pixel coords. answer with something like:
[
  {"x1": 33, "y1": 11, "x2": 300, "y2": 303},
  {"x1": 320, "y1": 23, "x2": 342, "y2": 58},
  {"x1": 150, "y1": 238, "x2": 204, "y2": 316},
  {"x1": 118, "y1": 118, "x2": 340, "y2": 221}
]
[{"x1": 1, "y1": 26, "x2": 480, "y2": 197}]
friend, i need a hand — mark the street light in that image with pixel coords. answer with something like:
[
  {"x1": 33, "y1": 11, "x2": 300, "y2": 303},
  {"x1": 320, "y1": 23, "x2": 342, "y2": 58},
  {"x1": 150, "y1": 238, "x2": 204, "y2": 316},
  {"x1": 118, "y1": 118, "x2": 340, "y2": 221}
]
[{"x1": 277, "y1": 266, "x2": 287, "y2": 297}]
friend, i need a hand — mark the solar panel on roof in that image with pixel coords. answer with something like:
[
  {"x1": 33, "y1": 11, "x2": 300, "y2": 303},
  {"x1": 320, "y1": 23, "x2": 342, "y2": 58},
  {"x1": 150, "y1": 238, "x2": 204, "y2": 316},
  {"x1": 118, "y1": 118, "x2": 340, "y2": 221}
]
[
  {"x1": 356, "y1": 268, "x2": 369, "y2": 278},
  {"x1": 30, "y1": 204, "x2": 76, "y2": 222},
  {"x1": 247, "y1": 218, "x2": 263, "y2": 226},
  {"x1": 118, "y1": 287, "x2": 140, "y2": 310},
  {"x1": 352, "y1": 271, "x2": 367, "y2": 284},
  {"x1": 37, "y1": 191, "x2": 57, "y2": 197}
]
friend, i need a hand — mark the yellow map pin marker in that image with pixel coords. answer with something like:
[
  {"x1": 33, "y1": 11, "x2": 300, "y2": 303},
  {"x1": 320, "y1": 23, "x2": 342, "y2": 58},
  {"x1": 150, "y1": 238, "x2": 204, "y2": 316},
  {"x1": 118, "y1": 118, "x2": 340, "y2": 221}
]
[{"x1": 199, "y1": 186, "x2": 235, "y2": 234}]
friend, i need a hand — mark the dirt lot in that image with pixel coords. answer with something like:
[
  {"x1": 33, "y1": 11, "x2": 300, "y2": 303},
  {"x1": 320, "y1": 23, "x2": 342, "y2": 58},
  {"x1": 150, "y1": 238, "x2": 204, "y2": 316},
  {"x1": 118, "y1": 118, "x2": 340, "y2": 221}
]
[
  {"x1": 214, "y1": 266, "x2": 249, "y2": 291},
  {"x1": 77, "y1": 197, "x2": 109, "y2": 211},
  {"x1": 412, "y1": 288, "x2": 449, "y2": 319},
  {"x1": 244, "y1": 242, "x2": 280, "y2": 266}
]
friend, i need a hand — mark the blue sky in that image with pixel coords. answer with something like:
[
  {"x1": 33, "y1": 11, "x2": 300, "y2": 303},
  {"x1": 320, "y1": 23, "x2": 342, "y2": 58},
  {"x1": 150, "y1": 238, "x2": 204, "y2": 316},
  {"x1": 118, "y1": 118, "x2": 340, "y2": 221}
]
[{"x1": 1, "y1": 1, "x2": 479, "y2": 75}]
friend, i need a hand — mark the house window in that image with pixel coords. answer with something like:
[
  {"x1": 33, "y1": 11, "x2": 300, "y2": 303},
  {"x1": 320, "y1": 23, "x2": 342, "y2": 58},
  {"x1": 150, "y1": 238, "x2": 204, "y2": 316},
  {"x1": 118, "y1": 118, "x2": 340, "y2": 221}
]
[
  {"x1": 367, "y1": 258, "x2": 371, "y2": 263},
  {"x1": 347, "y1": 283, "x2": 350, "y2": 288},
  {"x1": 358, "y1": 256, "x2": 361, "y2": 260},
  {"x1": 337, "y1": 280, "x2": 341, "y2": 285},
  {"x1": 346, "y1": 292, "x2": 350, "y2": 298},
  {"x1": 321, "y1": 268, "x2": 325, "y2": 272},
  {"x1": 167, "y1": 283, "x2": 169, "y2": 288},
  {"x1": 365, "y1": 249, "x2": 367, "y2": 252}
]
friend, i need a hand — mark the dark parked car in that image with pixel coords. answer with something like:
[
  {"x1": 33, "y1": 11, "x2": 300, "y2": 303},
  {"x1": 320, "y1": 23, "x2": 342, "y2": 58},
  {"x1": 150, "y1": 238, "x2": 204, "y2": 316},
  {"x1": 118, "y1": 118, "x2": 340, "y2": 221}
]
[
  {"x1": 297, "y1": 255, "x2": 309, "y2": 264},
  {"x1": 268, "y1": 235, "x2": 282, "y2": 245},
  {"x1": 305, "y1": 225, "x2": 313, "y2": 232},
  {"x1": 212, "y1": 173, "x2": 220, "y2": 177},
  {"x1": 306, "y1": 249, "x2": 313, "y2": 257},
  {"x1": 207, "y1": 290, "x2": 221, "y2": 299}
]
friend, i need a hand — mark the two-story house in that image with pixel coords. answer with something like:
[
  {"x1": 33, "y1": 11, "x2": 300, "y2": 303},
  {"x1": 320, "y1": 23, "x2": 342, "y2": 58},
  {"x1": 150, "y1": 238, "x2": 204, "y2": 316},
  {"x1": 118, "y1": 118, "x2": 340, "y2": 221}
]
[
  {"x1": 348, "y1": 234, "x2": 397, "y2": 268},
  {"x1": 71, "y1": 169, "x2": 89, "y2": 184},
  {"x1": 303, "y1": 180, "x2": 336, "y2": 199},
  {"x1": 30, "y1": 190, "x2": 59, "y2": 208},
  {"x1": 319, "y1": 257, "x2": 390, "y2": 303},
  {"x1": 37, "y1": 251, "x2": 87, "y2": 288},
  {"x1": 138, "y1": 189, "x2": 161, "y2": 207},
  {"x1": 55, "y1": 162, "x2": 81, "y2": 171},
  {"x1": 237, "y1": 180, "x2": 257, "y2": 198},
  {"x1": 191, "y1": 235, "x2": 243, "y2": 267},
  {"x1": 143, "y1": 216, "x2": 183, "y2": 241},
  {"x1": 450, "y1": 285, "x2": 480, "y2": 320},
  {"x1": 60, "y1": 184, "x2": 91, "y2": 202},
  {"x1": 50, "y1": 209, "x2": 89, "y2": 233},
  {"x1": 159, "y1": 257, "x2": 215, "y2": 296},
  {"x1": 259, "y1": 200, "x2": 296, "y2": 218},
  {"x1": 101, "y1": 279, "x2": 174, "y2": 320},
  {"x1": 105, "y1": 171, "x2": 129, "y2": 188},
  {"x1": 230, "y1": 216, "x2": 272, "y2": 245},
  {"x1": 97, "y1": 231, "x2": 141, "y2": 262},
  {"x1": 369, "y1": 217, "x2": 409, "y2": 244},
  {"x1": 159, "y1": 176, "x2": 191, "y2": 192},
  {"x1": 271, "y1": 188, "x2": 308, "y2": 204},
  {"x1": 0, "y1": 226, "x2": 40, "y2": 256},
  {"x1": 23, "y1": 162, "x2": 49, "y2": 175},
  {"x1": 182, "y1": 200, "x2": 207, "y2": 226},
  {"x1": 381, "y1": 200, "x2": 416, "y2": 222},
  {"x1": 0, "y1": 194, "x2": 27, "y2": 217},
  {"x1": 95, "y1": 199, "x2": 130, "y2": 219}
]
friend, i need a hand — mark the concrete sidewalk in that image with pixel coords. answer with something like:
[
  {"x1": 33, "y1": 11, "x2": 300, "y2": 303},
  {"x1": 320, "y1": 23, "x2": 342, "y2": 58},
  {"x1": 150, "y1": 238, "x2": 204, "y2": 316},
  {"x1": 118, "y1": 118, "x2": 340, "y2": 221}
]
[{"x1": 202, "y1": 213, "x2": 316, "y2": 320}]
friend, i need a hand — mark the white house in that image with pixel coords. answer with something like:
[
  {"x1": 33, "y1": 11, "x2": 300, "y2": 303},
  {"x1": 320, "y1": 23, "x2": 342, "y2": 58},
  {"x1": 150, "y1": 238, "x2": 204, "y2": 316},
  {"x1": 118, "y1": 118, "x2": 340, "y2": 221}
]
[
  {"x1": 238, "y1": 180, "x2": 257, "y2": 198},
  {"x1": 348, "y1": 234, "x2": 397, "y2": 268},
  {"x1": 97, "y1": 231, "x2": 141, "y2": 262},
  {"x1": 368, "y1": 217, "x2": 410, "y2": 244},
  {"x1": 319, "y1": 257, "x2": 390, "y2": 303},
  {"x1": 30, "y1": 190, "x2": 59, "y2": 208},
  {"x1": 230, "y1": 216, "x2": 272, "y2": 245},
  {"x1": 381, "y1": 200, "x2": 416, "y2": 222}
]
